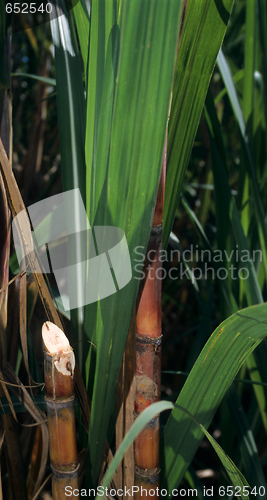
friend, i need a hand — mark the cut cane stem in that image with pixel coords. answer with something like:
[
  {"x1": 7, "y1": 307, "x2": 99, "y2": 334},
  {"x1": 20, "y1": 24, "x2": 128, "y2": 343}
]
[
  {"x1": 42, "y1": 321, "x2": 79, "y2": 499},
  {"x1": 134, "y1": 133, "x2": 167, "y2": 498}
]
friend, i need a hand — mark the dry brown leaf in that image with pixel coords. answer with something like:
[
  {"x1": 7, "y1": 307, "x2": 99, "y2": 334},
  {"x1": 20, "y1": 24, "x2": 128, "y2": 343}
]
[{"x1": 3, "y1": 364, "x2": 49, "y2": 499}]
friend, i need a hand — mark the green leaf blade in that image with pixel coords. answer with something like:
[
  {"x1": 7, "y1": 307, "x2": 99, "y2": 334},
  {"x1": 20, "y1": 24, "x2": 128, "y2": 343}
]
[
  {"x1": 163, "y1": 0, "x2": 235, "y2": 248},
  {"x1": 162, "y1": 303, "x2": 267, "y2": 492},
  {"x1": 50, "y1": 0, "x2": 87, "y2": 365},
  {"x1": 85, "y1": 0, "x2": 183, "y2": 487}
]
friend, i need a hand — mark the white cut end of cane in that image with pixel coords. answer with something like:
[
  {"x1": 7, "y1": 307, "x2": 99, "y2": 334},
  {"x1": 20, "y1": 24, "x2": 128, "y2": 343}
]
[
  {"x1": 42, "y1": 321, "x2": 71, "y2": 354},
  {"x1": 42, "y1": 321, "x2": 75, "y2": 376}
]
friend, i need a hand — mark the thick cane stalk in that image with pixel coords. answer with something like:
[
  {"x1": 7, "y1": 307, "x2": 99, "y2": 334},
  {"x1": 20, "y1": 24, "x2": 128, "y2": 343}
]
[
  {"x1": 42, "y1": 321, "x2": 79, "y2": 499},
  {"x1": 134, "y1": 134, "x2": 167, "y2": 498},
  {"x1": 134, "y1": 3, "x2": 187, "y2": 490}
]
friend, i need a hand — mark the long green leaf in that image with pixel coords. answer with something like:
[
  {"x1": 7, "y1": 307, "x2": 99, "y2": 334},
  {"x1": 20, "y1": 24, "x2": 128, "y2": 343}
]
[
  {"x1": 50, "y1": 0, "x2": 87, "y2": 366},
  {"x1": 85, "y1": 0, "x2": 117, "y2": 219},
  {"x1": 100, "y1": 401, "x2": 249, "y2": 499},
  {"x1": 163, "y1": 0, "x2": 235, "y2": 248},
  {"x1": 175, "y1": 404, "x2": 250, "y2": 497},
  {"x1": 162, "y1": 303, "x2": 267, "y2": 492},
  {"x1": 181, "y1": 193, "x2": 238, "y2": 315},
  {"x1": 97, "y1": 401, "x2": 173, "y2": 499},
  {"x1": 258, "y1": 0, "x2": 267, "y2": 121},
  {"x1": 205, "y1": 88, "x2": 267, "y2": 431},
  {"x1": 217, "y1": 50, "x2": 267, "y2": 281},
  {"x1": 205, "y1": 106, "x2": 263, "y2": 307},
  {"x1": 84, "y1": 0, "x2": 183, "y2": 486},
  {"x1": 243, "y1": 0, "x2": 256, "y2": 133},
  {"x1": 72, "y1": 0, "x2": 90, "y2": 77},
  {"x1": 227, "y1": 387, "x2": 266, "y2": 493},
  {"x1": 11, "y1": 73, "x2": 56, "y2": 86}
]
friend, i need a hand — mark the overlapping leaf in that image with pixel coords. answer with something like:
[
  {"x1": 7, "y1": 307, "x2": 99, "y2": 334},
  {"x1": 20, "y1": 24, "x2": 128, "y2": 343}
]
[
  {"x1": 162, "y1": 303, "x2": 267, "y2": 492},
  {"x1": 84, "y1": 0, "x2": 183, "y2": 486},
  {"x1": 163, "y1": 0, "x2": 235, "y2": 248},
  {"x1": 50, "y1": 0, "x2": 87, "y2": 366}
]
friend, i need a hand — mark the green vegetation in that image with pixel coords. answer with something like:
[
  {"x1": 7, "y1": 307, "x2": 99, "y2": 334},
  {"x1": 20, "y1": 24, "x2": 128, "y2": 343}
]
[{"x1": 0, "y1": 0, "x2": 267, "y2": 498}]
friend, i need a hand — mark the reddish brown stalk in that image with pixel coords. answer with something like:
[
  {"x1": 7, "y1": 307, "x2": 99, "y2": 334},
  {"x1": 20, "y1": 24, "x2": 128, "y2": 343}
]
[
  {"x1": 42, "y1": 321, "x2": 79, "y2": 499},
  {"x1": 134, "y1": 134, "x2": 167, "y2": 498},
  {"x1": 134, "y1": 3, "x2": 187, "y2": 491}
]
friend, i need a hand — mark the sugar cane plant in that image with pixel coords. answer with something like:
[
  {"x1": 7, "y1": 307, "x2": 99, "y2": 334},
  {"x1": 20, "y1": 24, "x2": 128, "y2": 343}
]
[
  {"x1": 134, "y1": 139, "x2": 166, "y2": 494},
  {"x1": 1, "y1": 0, "x2": 267, "y2": 498},
  {"x1": 42, "y1": 321, "x2": 78, "y2": 499}
]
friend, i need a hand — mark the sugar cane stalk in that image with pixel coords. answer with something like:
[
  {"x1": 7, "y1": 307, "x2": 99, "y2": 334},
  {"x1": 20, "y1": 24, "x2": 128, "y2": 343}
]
[
  {"x1": 42, "y1": 321, "x2": 79, "y2": 499},
  {"x1": 134, "y1": 133, "x2": 167, "y2": 498},
  {"x1": 134, "y1": 2, "x2": 187, "y2": 490}
]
